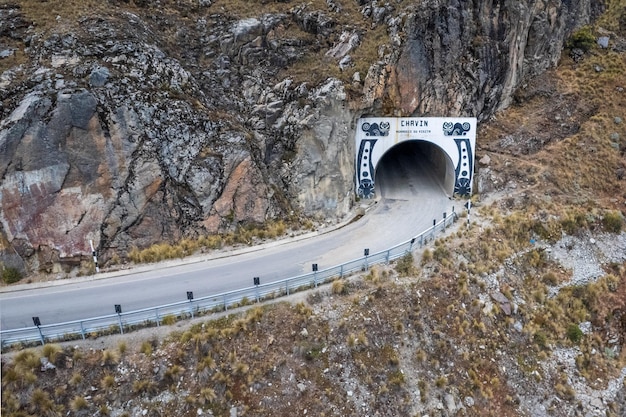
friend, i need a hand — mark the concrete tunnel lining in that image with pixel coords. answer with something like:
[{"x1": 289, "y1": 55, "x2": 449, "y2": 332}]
[{"x1": 374, "y1": 140, "x2": 456, "y2": 198}]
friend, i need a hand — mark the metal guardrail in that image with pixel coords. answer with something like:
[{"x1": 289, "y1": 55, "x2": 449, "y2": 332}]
[{"x1": 0, "y1": 209, "x2": 460, "y2": 348}]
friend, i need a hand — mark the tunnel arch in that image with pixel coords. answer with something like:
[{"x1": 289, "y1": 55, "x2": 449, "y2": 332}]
[{"x1": 374, "y1": 140, "x2": 456, "y2": 198}]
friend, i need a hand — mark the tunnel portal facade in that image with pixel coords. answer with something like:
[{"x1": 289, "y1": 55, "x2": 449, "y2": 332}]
[{"x1": 355, "y1": 117, "x2": 477, "y2": 199}]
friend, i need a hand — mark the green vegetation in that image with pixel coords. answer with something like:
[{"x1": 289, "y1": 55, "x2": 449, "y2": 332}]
[
  {"x1": 1, "y1": 266, "x2": 23, "y2": 284},
  {"x1": 566, "y1": 324, "x2": 584, "y2": 344},
  {"x1": 566, "y1": 25, "x2": 596, "y2": 51},
  {"x1": 395, "y1": 253, "x2": 418, "y2": 277},
  {"x1": 602, "y1": 210, "x2": 624, "y2": 233}
]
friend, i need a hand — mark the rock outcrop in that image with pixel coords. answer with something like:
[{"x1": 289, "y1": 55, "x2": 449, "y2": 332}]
[{"x1": 0, "y1": 0, "x2": 600, "y2": 274}]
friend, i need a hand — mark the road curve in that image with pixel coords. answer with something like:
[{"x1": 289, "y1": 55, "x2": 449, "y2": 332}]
[{"x1": 0, "y1": 153, "x2": 458, "y2": 331}]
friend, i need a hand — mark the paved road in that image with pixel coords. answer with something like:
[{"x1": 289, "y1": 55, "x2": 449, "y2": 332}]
[{"x1": 0, "y1": 150, "x2": 457, "y2": 331}]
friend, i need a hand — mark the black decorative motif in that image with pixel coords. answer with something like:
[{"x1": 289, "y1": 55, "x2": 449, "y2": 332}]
[
  {"x1": 443, "y1": 121, "x2": 471, "y2": 136},
  {"x1": 356, "y1": 139, "x2": 377, "y2": 198},
  {"x1": 361, "y1": 121, "x2": 390, "y2": 137},
  {"x1": 454, "y1": 138, "x2": 473, "y2": 197}
]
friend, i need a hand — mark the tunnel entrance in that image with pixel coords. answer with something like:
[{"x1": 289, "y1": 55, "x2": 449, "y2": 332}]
[
  {"x1": 375, "y1": 140, "x2": 455, "y2": 199},
  {"x1": 355, "y1": 117, "x2": 476, "y2": 199}
]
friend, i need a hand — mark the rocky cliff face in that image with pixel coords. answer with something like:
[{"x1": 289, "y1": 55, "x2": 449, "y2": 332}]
[{"x1": 0, "y1": 0, "x2": 600, "y2": 274}]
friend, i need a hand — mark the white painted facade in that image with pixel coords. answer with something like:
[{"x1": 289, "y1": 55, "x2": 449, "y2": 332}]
[{"x1": 355, "y1": 117, "x2": 477, "y2": 199}]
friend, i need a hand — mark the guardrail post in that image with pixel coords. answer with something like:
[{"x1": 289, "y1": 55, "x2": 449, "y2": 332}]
[
  {"x1": 340, "y1": 264, "x2": 343, "y2": 278},
  {"x1": 80, "y1": 321, "x2": 86, "y2": 340},
  {"x1": 286, "y1": 279, "x2": 290, "y2": 295},
  {"x1": 430, "y1": 219, "x2": 437, "y2": 240},
  {"x1": 386, "y1": 250, "x2": 390, "y2": 264},
  {"x1": 254, "y1": 278, "x2": 260, "y2": 302},
  {"x1": 443, "y1": 212, "x2": 447, "y2": 230},
  {"x1": 33, "y1": 317, "x2": 45, "y2": 345},
  {"x1": 187, "y1": 291, "x2": 195, "y2": 318},
  {"x1": 223, "y1": 295, "x2": 227, "y2": 311},
  {"x1": 114, "y1": 305, "x2": 124, "y2": 335},
  {"x1": 420, "y1": 234, "x2": 423, "y2": 247},
  {"x1": 155, "y1": 308, "x2": 160, "y2": 327}
]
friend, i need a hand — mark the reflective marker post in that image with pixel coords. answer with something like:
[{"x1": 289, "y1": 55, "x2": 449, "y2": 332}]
[
  {"x1": 253, "y1": 277, "x2": 260, "y2": 302},
  {"x1": 187, "y1": 291, "x2": 194, "y2": 318},
  {"x1": 312, "y1": 264, "x2": 318, "y2": 287},
  {"x1": 90, "y1": 240, "x2": 100, "y2": 273},
  {"x1": 33, "y1": 316, "x2": 44, "y2": 345},
  {"x1": 114, "y1": 304, "x2": 123, "y2": 335}
]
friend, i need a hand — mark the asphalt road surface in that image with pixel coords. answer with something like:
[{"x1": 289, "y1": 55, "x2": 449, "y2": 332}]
[{"x1": 0, "y1": 151, "x2": 457, "y2": 331}]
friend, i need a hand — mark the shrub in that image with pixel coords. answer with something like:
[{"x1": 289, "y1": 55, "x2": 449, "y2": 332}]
[
  {"x1": 566, "y1": 26, "x2": 596, "y2": 52},
  {"x1": 534, "y1": 331, "x2": 549, "y2": 349},
  {"x1": 542, "y1": 272, "x2": 559, "y2": 286},
  {"x1": 161, "y1": 314, "x2": 177, "y2": 325},
  {"x1": 433, "y1": 246, "x2": 450, "y2": 262},
  {"x1": 266, "y1": 220, "x2": 286, "y2": 238},
  {"x1": 331, "y1": 279, "x2": 348, "y2": 295},
  {"x1": 14, "y1": 349, "x2": 41, "y2": 370},
  {"x1": 365, "y1": 266, "x2": 380, "y2": 282},
  {"x1": 388, "y1": 370, "x2": 405, "y2": 387},
  {"x1": 41, "y1": 344, "x2": 62, "y2": 363},
  {"x1": 164, "y1": 364, "x2": 184, "y2": 383},
  {"x1": 108, "y1": 253, "x2": 121, "y2": 265},
  {"x1": 2, "y1": 266, "x2": 23, "y2": 284},
  {"x1": 70, "y1": 396, "x2": 89, "y2": 411},
  {"x1": 418, "y1": 380, "x2": 428, "y2": 402},
  {"x1": 101, "y1": 374, "x2": 116, "y2": 390},
  {"x1": 30, "y1": 388, "x2": 56, "y2": 413},
  {"x1": 199, "y1": 387, "x2": 217, "y2": 404},
  {"x1": 101, "y1": 349, "x2": 119, "y2": 366},
  {"x1": 247, "y1": 305, "x2": 265, "y2": 322},
  {"x1": 602, "y1": 210, "x2": 623, "y2": 233},
  {"x1": 395, "y1": 253, "x2": 418, "y2": 277},
  {"x1": 421, "y1": 249, "x2": 433, "y2": 265},
  {"x1": 140, "y1": 341, "x2": 153, "y2": 356},
  {"x1": 555, "y1": 382, "x2": 576, "y2": 400},
  {"x1": 69, "y1": 372, "x2": 83, "y2": 386},
  {"x1": 566, "y1": 324, "x2": 584, "y2": 344},
  {"x1": 233, "y1": 361, "x2": 249, "y2": 375},
  {"x1": 132, "y1": 379, "x2": 157, "y2": 395},
  {"x1": 294, "y1": 301, "x2": 312, "y2": 318}
]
